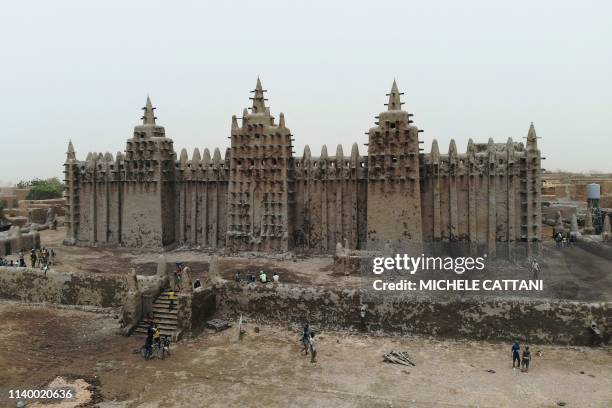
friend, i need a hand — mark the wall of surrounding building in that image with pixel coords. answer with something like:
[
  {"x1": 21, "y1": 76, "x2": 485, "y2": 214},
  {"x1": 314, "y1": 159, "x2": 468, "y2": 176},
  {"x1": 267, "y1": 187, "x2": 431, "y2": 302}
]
[
  {"x1": 214, "y1": 282, "x2": 610, "y2": 346},
  {"x1": 542, "y1": 175, "x2": 612, "y2": 203},
  {"x1": 0, "y1": 228, "x2": 40, "y2": 256},
  {"x1": 0, "y1": 188, "x2": 30, "y2": 209},
  {"x1": 0, "y1": 266, "x2": 129, "y2": 307},
  {"x1": 3, "y1": 263, "x2": 607, "y2": 345}
]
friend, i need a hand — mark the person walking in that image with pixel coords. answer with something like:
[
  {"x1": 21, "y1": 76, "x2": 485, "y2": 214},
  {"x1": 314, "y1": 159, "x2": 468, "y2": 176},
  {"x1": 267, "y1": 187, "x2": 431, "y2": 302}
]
[
  {"x1": 30, "y1": 250, "x2": 37, "y2": 268},
  {"x1": 531, "y1": 259, "x2": 541, "y2": 280},
  {"x1": 18, "y1": 250, "x2": 25, "y2": 267},
  {"x1": 174, "y1": 264, "x2": 182, "y2": 291},
  {"x1": 555, "y1": 232, "x2": 563, "y2": 249},
  {"x1": 309, "y1": 332, "x2": 317, "y2": 363},
  {"x1": 301, "y1": 323, "x2": 311, "y2": 355},
  {"x1": 521, "y1": 346, "x2": 531, "y2": 372},
  {"x1": 153, "y1": 325, "x2": 161, "y2": 347},
  {"x1": 359, "y1": 305, "x2": 367, "y2": 330},
  {"x1": 168, "y1": 290, "x2": 176, "y2": 311},
  {"x1": 511, "y1": 341, "x2": 521, "y2": 369},
  {"x1": 144, "y1": 323, "x2": 155, "y2": 359},
  {"x1": 41, "y1": 248, "x2": 49, "y2": 268}
]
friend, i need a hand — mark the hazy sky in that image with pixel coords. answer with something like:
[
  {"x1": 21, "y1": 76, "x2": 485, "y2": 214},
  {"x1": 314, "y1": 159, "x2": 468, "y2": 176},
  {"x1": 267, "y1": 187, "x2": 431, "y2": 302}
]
[{"x1": 1, "y1": 0, "x2": 611, "y2": 185}]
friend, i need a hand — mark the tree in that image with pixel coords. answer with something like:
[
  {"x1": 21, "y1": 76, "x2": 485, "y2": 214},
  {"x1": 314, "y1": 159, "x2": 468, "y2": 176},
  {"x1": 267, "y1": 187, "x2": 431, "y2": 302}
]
[{"x1": 17, "y1": 178, "x2": 64, "y2": 200}]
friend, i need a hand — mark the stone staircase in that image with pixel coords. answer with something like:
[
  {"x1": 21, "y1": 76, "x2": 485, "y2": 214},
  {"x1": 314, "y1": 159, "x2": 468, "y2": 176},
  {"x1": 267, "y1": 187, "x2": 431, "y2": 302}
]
[{"x1": 134, "y1": 289, "x2": 179, "y2": 338}]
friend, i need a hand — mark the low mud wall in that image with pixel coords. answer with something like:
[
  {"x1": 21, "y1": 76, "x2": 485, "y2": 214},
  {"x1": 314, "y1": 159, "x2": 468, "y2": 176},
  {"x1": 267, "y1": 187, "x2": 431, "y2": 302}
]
[
  {"x1": 576, "y1": 236, "x2": 612, "y2": 262},
  {"x1": 215, "y1": 282, "x2": 611, "y2": 346},
  {"x1": 174, "y1": 288, "x2": 217, "y2": 337},
  {"x1": 0, "y1": 266, "x2": 170, "y2": 336},
  {"x1": 0, "y1": 266, "x2": 129, "y2": 308},
  {"x1": 192, "y1": 288, "x2": 217, "y2": 328},
  {"x1": 0, "y1": 229, "x2": 40, "y2": 256}
]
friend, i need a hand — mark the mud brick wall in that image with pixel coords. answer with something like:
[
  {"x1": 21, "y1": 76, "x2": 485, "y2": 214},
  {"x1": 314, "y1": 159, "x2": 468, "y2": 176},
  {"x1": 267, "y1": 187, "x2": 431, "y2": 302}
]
[
  {"x1": 191, "y1": 288, "x2": 216, "y2": 329},
  {"x1": 174, "y1": 288, "x2": 218, "y2": 335},
  {"x1": 214, "y1": 282, "x2": 610, "y2": 346},
  {"x1": 65, "y1": 82, "x2": 542, "y2": 255},
  {"x1": 293, "y1": 144, "x2": 368, "y2": 253},
  {"x1": 174, "y1": 148, "x2": 229, "y2": 249},
  {"x1": 27, "y1": 207, "x2": 48, "y2": 224},
  {"x1": 18, "y1": 199, "x2": 66, "y2": 216},
  {"x1": 0, "y1": 266, "x2": 129, "y2": 307},
  {"x1": 333, "y1": 249, "x2": 375, "y2": 275},
  {"x1": 420, "y1": 136, "x2": 542, "y2": 257},
  {"x1": 0, "y1": 230, "x2": 40, "y2": 256},
  {"x1": 576, "y1": 236, "x2": 612, "y2": 262}
]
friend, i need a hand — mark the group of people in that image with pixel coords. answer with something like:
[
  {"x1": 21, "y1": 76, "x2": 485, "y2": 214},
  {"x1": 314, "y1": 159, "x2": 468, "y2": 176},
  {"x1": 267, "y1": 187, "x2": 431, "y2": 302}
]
[
  {"x1": 0, "y1": 247, "x2": 55, "y2": 273},
  {"x1": 234, "y1": 270, "x2": 280, "y2": 284},
  {"x1": 300, "y1": 323, "x2": 317, "y2": 364},
  {"x1": 297, "y1": 324, "x2": 535, "y2": 370},
  {"x1": 0, "y1": 257, "x2": 14, "y2": 266},
  {"x1": 511, "y1": 341, "x2": 532, "y2": 372},
  {"x1": 173, "y1": 262, "x2": 184, "y2": 291},
  {"x1": 30, "y1": 247, "x2": 55, "y2": 269},
  {"x1": 143, "y1": 322, "x2": 170, "y2": 360},
  {"x1": 172, "y1": 262, "x2": 202, "y2": 293},
  {"x1": 554, "y1": 229, "x2": 576, "y2": 248}
]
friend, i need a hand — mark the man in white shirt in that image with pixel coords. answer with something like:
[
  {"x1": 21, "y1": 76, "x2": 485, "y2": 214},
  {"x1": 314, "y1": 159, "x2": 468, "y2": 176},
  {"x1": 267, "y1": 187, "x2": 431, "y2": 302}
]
[
  {"x1": 309, "y1": 332, "x2": 317, "y2": 363},
  {"x1": 273, "y1": 272, "x2": 279, "y2": 283}
]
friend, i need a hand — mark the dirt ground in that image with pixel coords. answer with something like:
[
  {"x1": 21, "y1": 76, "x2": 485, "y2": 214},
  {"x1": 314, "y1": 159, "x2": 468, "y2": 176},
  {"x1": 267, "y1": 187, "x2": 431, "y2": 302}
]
[
  {"x1": 20, "y1": 227, "x2": 341, "y2": 288},
  {"x1": 1, "y1": 300, "x2": 611, "y2": 408}
]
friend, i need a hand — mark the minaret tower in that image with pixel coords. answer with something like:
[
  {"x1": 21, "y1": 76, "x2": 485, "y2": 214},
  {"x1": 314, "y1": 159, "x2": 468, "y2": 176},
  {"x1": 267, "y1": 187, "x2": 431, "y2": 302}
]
[
  {"x1": 522, "y1": 122, "x2": 542, "y2": 243},
  {"x1": 122, "y1": 96, "x2": 177, "y2": 248},
  {"x1": 366, "y1": 80, "x2": 423, "y2": 251},
  {"x1": 63, "y1": 140, "x2": 80, "y2": 245},
  {"x1": 226, "y1": 77, "x2": 295, "y2": 251}
]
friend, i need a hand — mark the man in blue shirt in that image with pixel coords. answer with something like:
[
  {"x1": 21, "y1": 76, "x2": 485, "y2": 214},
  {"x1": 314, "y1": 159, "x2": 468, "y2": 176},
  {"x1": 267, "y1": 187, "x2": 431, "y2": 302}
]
[{"x1": 511, "y1": 341, "x2": 521, "y2": 368}]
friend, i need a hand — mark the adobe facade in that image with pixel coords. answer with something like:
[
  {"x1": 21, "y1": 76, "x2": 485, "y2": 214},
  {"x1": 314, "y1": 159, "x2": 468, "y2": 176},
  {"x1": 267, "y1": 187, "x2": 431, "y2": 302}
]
[{"x1": 64, "y1": 79, "x2": 542, "y2": 254}]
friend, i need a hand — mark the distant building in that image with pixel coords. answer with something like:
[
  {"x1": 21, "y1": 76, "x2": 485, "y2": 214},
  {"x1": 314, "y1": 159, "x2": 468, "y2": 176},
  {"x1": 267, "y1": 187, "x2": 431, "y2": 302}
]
[
  {"x1": 0, "y1": 188, "x2": 30, "y2": 209},
  {"x1": 64, "y1": 79, "x2": 542, "y2": 253}
]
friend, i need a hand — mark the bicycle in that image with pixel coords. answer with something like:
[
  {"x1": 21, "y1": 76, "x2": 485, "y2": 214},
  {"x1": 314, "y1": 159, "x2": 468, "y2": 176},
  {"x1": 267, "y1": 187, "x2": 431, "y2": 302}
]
[
  {"x1": 159, "y1": 336, "x2": 171, "y2": 359},
  {"x1": 141, "y1": 343, "x2": 153, "y2": 360},
  {"x1": 143, "y1": 336, "x2": 171, "y2": 359}
]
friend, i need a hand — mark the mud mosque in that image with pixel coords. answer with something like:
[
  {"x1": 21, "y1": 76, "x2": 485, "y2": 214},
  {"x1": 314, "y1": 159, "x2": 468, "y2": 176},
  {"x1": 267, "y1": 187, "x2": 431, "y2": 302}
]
[{"x1": 63, "y1": 79, "x2": 542, "y2": 253}]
